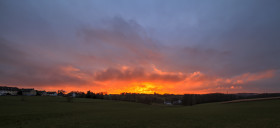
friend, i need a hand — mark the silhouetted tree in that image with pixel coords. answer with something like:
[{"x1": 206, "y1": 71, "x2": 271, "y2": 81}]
[
  {"x1": 86, "y1": 90, "x2": 93, "y2": 98},
  {"x1": 58, "y1": 90, "x2": 66, "y2": 96}
]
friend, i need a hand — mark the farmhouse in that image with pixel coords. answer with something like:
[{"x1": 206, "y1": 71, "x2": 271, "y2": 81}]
[
  {"x1": 164, "y1": 101, "x2": 172, "y2": 105},
  {"x1": 47, "y1": 92, "x2": 58, "y2": 96},
  {"x1": 0, "y1": 86, "x2": 19, "y2": 96},
  {"x1": 37, "y1": 91, "x2": 47, "y2": 96},
  {"x1": 172, "y1": 99, "x2": 182, "y2": 105},
  {"x1": 22, "y1": 88, "x2": 37, "y2": 96}
]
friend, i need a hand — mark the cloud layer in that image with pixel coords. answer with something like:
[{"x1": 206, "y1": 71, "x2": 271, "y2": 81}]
[{"x1": 0, "y1": 0, "x2": 280, "y2": 93}]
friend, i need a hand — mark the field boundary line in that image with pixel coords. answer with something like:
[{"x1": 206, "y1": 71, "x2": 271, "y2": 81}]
[{"x1": 221, "y1": 97, "x2": 280, "y2": 104}]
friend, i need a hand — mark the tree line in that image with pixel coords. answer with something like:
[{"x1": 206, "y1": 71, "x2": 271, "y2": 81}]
[{"x1": 56, "y1": 90, "x2": 280, "y2": 106}]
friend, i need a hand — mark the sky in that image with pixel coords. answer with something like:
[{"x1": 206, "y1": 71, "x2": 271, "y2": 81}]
[{"x1": 1, "y1": 0, "x2": 280, "y2": 94}]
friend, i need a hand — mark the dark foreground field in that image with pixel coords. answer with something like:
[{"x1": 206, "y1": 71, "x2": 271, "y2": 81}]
[{"x1": 1, "y1": 96, "x2": 280, "y2": 128}]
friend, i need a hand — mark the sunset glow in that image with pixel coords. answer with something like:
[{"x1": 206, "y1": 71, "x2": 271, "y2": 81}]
[{"x1": 18, "y1": 65, "x2": 277, "y2": 94}]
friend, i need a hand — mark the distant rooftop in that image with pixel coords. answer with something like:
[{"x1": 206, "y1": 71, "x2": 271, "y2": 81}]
[{"x1": 0, "y1": 86, "x2": 19, "y2": 91}]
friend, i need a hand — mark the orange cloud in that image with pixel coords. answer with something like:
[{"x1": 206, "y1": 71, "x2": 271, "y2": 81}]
[
  {"x1": 230, "y1": 70, "x2": 275, "y2": 84},
  {"x1": 93, "y1": 66, "x2": 186, "y2": 83},
  {"x1": 16, "y1": 64, "x2": 277, "y2": 94},
  {"x1": 60, "y1": 65, "x2": 86, "y2": 79}
]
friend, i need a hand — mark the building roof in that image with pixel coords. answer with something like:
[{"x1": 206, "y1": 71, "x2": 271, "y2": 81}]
[
  {"x1": 21, "y1": 88, "x2": 35, "y2": 92},
  {"x1": 0, "y1": 86, "x2": 19, "y2": 91},
  {"x1": 47, "y1": 92, "x2": 57, "y2": 94}
]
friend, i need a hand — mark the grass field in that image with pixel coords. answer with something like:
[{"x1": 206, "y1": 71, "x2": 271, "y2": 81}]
[{"x1": 1, "y1": 96, "x2": 280, "y2": 128}]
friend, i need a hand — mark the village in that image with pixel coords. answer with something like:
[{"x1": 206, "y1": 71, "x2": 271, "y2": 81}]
[
  {"x1": 0, "y1": 85, "x2": 184, "y2": 105},
  {"x1": 0, "y1": 86, "x2": 58, "y2": 96},
  {"x1": 2, "y1": 85, "x2": 280, "y2": 106}
]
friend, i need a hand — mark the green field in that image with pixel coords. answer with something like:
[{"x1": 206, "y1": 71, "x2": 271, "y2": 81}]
[{"x1": 1, "y1": 96, "x2": 280, "y2": 128}]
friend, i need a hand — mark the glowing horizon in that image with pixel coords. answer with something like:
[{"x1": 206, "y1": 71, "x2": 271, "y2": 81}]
[{"x1": 10, "y1": 65, "x2": 277, "y2": 94}]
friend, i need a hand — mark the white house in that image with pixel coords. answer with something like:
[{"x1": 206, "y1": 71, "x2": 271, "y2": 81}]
[
  {"x1": 164, "y1": 101, "x2": 172, "y2": 105},
  {"x1": 37, "y1": 91, "x2": 47, "y2": 96},
  {"x1": 0, "y1": 86, "x2": 19, "y2": 96},
  {"x1": 172, "y1": 99, "x2": 182, "y2": 105},
  {"x1": 72, "y1": 93, "x2": 76, "y2": 97},
  {"x1": 47, "y1": 92, "x2": 58, "y2": 96},
  {"x1": 22, "y1": 88, "x2": 37, "y2": 96}
]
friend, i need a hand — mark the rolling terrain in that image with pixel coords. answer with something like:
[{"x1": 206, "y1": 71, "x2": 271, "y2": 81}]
[{"x1": 1, "y1": 96, "x2": 280, "y2": 128}]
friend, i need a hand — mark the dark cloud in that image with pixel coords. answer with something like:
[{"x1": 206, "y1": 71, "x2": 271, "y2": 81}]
[
  {"x1": 94, "y1": 67, "x2": 185, "y2": 82},
  {"x1": 0, "y1": 38, "x2": 26, "y2": 64},
  {"x1": 162, "y1": 46, "x2": 232, "y2": 74},
  {"x1": 0, "y1": 0, "x2": 280, "y2": 92},
  {"x1": 78, "y1": 16, "x2": 162, "y2": 67},
  {"x1": 0, "y1": 38, "x2": 90, "y2": 87}
]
